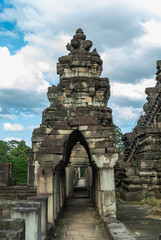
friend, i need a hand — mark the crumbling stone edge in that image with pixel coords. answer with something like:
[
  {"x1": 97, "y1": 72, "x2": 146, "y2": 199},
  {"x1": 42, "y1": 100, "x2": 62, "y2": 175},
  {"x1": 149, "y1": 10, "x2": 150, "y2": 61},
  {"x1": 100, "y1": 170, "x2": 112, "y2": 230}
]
[{"x1": 101, "y1": 216, "x2": 137, "y2": 240}]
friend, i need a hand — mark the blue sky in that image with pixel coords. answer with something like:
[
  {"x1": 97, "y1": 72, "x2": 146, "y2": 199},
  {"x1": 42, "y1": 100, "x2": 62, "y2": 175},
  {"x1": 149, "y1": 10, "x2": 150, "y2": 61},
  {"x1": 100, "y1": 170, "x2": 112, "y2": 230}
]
[{"x1": 0, "y1": 0, "x2": 161, "y2": 146}]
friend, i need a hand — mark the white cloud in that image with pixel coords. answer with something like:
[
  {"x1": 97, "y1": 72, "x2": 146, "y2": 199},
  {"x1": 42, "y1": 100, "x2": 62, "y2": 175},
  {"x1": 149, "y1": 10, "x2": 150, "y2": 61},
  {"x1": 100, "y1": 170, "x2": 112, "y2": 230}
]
[
  {"x1": 113, "y1": 104, "x2": 141, "y2": 121},
  {"x1": 3, "y1": 123, "x2": 24, "y2": 132},
  {"x1": 27, "y1": 124, "x2": 39, "y2": 130},
  {"x1": 111, "y1": 78, "x2": 156, "y2": 100},
  {"x1": 139, "y1": 20, "x2": 161, "y2": 46},
  {"x1": 111, "y1": 104, "x2": 142, "y2": 132},
  {"x1": 0, "y1": 114, "x2": 15, "y2": 120},
  {"x1": 0, "y1": 29, "x2": 18, "y2": 38},
  {"x1": 4, "y1": 137, "x2": 22, "y2": 142},
  {"x1": 0, "y1": 45, "x2": 54, "y2": 92}
]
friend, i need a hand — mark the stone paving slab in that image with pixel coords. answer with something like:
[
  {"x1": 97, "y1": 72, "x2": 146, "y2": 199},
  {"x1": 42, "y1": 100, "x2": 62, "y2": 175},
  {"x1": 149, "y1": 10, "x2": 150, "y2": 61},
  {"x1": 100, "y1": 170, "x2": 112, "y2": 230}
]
[
  {"x1": 51, "y1": 198, "x2": 109, "y2": 240},
  {"x1": 117, "y1": 201, "x2": 161, "y2": 240}
]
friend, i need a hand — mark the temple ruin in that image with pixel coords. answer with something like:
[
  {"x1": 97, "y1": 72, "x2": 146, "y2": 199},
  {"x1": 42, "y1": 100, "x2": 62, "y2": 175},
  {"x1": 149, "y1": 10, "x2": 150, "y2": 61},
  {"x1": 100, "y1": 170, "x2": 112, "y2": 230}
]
[
  {"x1": 116, "y1": 60, "x2": 161, "y2": 201},
  {"x1": 2, "y1": 28, "x2": 161, "y2": 239},
  {"x1": 28, "y1": 28, "x2": 119, "y2": 224}
]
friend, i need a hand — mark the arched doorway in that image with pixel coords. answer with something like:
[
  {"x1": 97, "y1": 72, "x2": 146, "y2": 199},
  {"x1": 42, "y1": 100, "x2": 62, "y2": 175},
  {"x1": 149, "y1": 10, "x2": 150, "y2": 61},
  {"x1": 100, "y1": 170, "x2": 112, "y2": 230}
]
[
  {"x1": 64, "y1": 130, "x2": 94, "y2": 199},
  {"x1": 36, "y1": 123, "x2": 118, "y2": 226}
]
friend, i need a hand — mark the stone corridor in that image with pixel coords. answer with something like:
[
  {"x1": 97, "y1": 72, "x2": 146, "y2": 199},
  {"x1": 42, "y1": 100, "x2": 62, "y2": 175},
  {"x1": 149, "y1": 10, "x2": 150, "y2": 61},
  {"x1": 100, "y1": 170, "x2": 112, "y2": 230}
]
[{"x1": 52, "y1": 179, "x2": 109, "y2": 240}]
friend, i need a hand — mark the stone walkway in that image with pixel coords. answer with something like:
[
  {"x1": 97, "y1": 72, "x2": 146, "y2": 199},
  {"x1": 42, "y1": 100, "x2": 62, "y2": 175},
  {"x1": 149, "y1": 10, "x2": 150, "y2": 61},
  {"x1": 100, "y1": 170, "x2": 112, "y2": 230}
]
[
  {"x1": 117, "y1": 201, "x2": 161, "y2": 240},
  {"x1": 52, "y1": 198, "x2": 109, "y2": 240}
]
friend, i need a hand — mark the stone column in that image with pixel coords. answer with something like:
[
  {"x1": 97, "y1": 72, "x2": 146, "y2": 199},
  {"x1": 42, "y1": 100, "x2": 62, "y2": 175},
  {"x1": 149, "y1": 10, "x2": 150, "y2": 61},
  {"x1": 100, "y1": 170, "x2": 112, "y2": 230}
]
[
  {"x1": 54, "y1": 171, "x2": 57, "y2": 220},
  {"x1": 66, "y1": 165, "x2": 74, "y2": 198},
  {"x1": 37, "y1": 168, "x2": 54, "y2": 225},
  {"x1": 94, "y1": 169, "x2": 99, "y2": 207},
  {"x1": 59, "y1": 172, "x2": 63, "y2": 209},
  {"x1": 99, "y1": 168, "x2": 116, "y2": 217},
  {"x1": 86, "y1": 166, "x2": 93, "y2": 198},
  {"x1": 97, "y1": 169, "x2": 102, "y2": 212},
  {"x1": 55, "y1": 171, "x2": 60, "y2": 216}
]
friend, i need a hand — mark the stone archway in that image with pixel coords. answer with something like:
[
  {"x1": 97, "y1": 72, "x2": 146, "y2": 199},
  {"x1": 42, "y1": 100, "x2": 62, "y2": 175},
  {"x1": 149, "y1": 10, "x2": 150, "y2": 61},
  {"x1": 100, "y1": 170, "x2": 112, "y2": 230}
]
[{"x1": 29, "y1": 29, "x2": 119, "y2": 225}]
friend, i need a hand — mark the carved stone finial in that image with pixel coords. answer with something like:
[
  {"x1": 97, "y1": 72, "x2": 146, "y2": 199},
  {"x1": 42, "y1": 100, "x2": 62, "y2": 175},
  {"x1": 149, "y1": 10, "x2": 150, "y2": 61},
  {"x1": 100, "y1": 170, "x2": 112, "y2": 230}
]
[
  {"x1": 76, "y1": 28, "x2": 84, "y2": 34},
  {"x1": 84, "y1": 40, "x2": 93, "y2": 52},
  {"x1": 61, "y1": 29, "x2": 103, "y2": 78},
  {"x1": 66, "y1": 28, "x2": 94, "y2": 52}
]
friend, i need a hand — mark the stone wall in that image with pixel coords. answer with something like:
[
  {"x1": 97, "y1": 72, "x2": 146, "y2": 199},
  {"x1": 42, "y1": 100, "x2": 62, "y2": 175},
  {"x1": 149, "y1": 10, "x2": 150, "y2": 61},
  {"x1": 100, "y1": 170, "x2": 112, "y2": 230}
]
[
  {"x1": 0, "y1": 185, "x2": 36, "y2": 200},
  {"x1": 0, "y1": 163, "x2": 13, "y2": 187},
  {"x1": 0, "y1": 196, "x2": 50, "y2": 240}
]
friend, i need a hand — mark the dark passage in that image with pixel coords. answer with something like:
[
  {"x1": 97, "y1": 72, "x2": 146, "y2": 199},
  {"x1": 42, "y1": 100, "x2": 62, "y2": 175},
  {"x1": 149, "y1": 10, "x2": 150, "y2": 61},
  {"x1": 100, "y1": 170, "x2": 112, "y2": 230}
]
[{"x1": 73, "y1": 178, "x2": 88, "y2": 198}]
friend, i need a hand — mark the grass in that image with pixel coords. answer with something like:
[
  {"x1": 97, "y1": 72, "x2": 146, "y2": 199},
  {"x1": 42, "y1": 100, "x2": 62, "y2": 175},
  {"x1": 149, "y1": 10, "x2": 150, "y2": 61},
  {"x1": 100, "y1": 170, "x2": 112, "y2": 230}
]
[{"x1": 140, "y1": 197, "x2": 161, "y2": 214}]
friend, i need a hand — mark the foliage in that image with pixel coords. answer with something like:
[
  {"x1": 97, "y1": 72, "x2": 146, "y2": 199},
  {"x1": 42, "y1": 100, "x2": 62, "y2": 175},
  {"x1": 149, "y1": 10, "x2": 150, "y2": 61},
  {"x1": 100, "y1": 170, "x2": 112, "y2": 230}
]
[
  {"x1": 0, "y1": 140, "x2": 31, "y2": 185},
  {"x1": 113, "y1": 124, "x2": 124, "y2": 154},
  {"x1": 80, "y1": 167, "x2": 86, "y2": 178},
  {"x1": 0, "y1": 140, "x2": 11, "y2": 162},
  {"x1": 140, "y1": 197, "x2": 161, "y2": 215},
  {"x1": 140, "y1": 197, "x2": 161, "y2": 206}
]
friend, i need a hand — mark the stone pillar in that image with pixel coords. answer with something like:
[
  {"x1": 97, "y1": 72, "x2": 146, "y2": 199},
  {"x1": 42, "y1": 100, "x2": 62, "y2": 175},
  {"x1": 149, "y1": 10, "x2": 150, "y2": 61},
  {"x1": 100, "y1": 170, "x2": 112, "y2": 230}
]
[
  {"x1": 54, "y1": 171, "x2": 57, "y2": 220},
  {"x1": 59, "y1": 169, "x2": 65, "y2": 210},
  {"x1": 86, "y1": 166, "x2": 93, "y2": 198},
  {"x1": 60, "y1": 173, "x2": 63, "y2": 210},
  {"x1": 62, "y1": 169, "x2": 66, "y2": 206},
  {"x1": 97, "y1": 169, "x2": 102, "y2": 213},
  {"x1": 37, "y1": 168, "x2": 54, "y2": 225},
  {"x1": 66, "y1": 165, "x2": 74, "y2": 198},
  {"x1": 78, "y1": 167, "x2": 80, "y2": 178},
  {"x1": 55, "y1": 171, "x2": 60, "y2": 216},
  {"x1": 99, "y1": 168, "x2": 116, "y2": 217},
  {"x1": 11, "y1": 203, "x2": 41, "y2": 240},
  {"x1": 28, "y1": 196, "x2": 48, "y2": 237},
  {"x1": 34, "y1": 160, "x2": 40, "y2": 187},
  {"x1": 94, "y1": 169, "x2": 99, "y2": 207}
]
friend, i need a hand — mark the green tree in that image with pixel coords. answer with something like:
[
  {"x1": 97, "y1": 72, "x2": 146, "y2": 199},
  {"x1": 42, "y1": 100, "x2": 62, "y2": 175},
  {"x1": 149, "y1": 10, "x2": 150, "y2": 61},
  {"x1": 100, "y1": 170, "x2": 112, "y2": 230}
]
[
  {"x1": 113, "y1": 124, "x2": 124, "y2": 154},
  {"x1": 0, "y1": 140, "x2": 11, "y2": 162},
  {"x1": 0, "y1": 140, "x2": 31, "y2": 184},
  {"x1": 9, "y1": 140, "x2": 31, "y2": 159},
  {"x1": 9, "y1": 140, "x2": 31, "y2": 184}
]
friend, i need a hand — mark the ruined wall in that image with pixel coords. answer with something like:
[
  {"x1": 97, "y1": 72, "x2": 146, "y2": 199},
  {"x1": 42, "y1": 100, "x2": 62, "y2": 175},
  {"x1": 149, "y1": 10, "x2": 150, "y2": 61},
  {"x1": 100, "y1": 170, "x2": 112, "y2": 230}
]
[
  {"x1": 117, "y1": 60, "x2": 161, "y2": 201},
  {"x1": 0, "y1": 163, "x2": 13, "y2": 187}
]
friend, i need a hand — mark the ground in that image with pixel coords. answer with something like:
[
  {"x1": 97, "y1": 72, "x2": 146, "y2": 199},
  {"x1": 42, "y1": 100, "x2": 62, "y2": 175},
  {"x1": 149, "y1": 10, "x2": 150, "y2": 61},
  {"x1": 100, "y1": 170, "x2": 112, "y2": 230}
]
[{"x1": 117, "y1": 200, "x2": 161, "y2": 240}]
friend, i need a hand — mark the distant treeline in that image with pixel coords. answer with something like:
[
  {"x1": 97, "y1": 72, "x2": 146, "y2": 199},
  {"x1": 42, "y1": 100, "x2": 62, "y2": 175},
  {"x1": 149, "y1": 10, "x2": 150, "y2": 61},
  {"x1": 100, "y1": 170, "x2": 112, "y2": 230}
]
[{"x1": 0, "y1": 140, "x2": 31, "y2": 185}]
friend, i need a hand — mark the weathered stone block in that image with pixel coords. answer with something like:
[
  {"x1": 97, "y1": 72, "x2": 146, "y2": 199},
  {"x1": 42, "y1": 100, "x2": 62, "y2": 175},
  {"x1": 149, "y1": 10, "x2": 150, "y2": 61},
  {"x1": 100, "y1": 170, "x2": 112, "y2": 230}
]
[
  {"x1": 0, "y1": 230, "x2": 24, "y2": 240},
  {"x1": 0, "y1": 218, "x2": 25, "y2": 232},
  {"x1": 125, "y1": 167, "x2": 136, "y2": 176},
  {"x1": 91, "y1": 148, "x2": 106, "y2": 154},
  {"x1": 11, "y1": 204, "x2": 41, "y2": 240},
  {"x1": 38, "y1": 154, "x2": 62, "y2": 168},
  {"x1": 28, "y1": 195, "x2": 48, "y2": 236},
  {"x1": 139, "y1": 160, "x2": 154, "y2": 169},
  {"x1": 0, "y1": 163, "x2": 13, "y2": 187}
]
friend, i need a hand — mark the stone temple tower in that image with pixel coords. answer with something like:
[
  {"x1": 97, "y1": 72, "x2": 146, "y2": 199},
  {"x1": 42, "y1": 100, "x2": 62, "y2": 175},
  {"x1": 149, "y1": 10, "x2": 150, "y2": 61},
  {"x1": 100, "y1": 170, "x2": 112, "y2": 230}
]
[{"x1": 29, "y1": 29, "x2": 118, "y2": 221}]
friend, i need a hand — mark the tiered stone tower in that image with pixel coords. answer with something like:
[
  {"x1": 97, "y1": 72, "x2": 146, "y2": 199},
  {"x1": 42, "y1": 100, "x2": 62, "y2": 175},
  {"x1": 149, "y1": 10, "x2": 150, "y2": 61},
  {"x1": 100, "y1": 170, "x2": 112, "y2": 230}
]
[
  {"x1": 116, "y1": 61, "x2": 161, "y2": 201},
  {"x1": 29, "y1": 29, "x2": 118, "y2": 221}
]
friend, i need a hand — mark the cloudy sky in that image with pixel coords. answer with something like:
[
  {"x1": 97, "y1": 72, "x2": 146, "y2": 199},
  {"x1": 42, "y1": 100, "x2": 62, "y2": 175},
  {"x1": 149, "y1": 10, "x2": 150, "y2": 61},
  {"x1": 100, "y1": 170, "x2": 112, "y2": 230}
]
[{"x1": 0, "y1": 0, "x2": 161, "y2": 146}]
